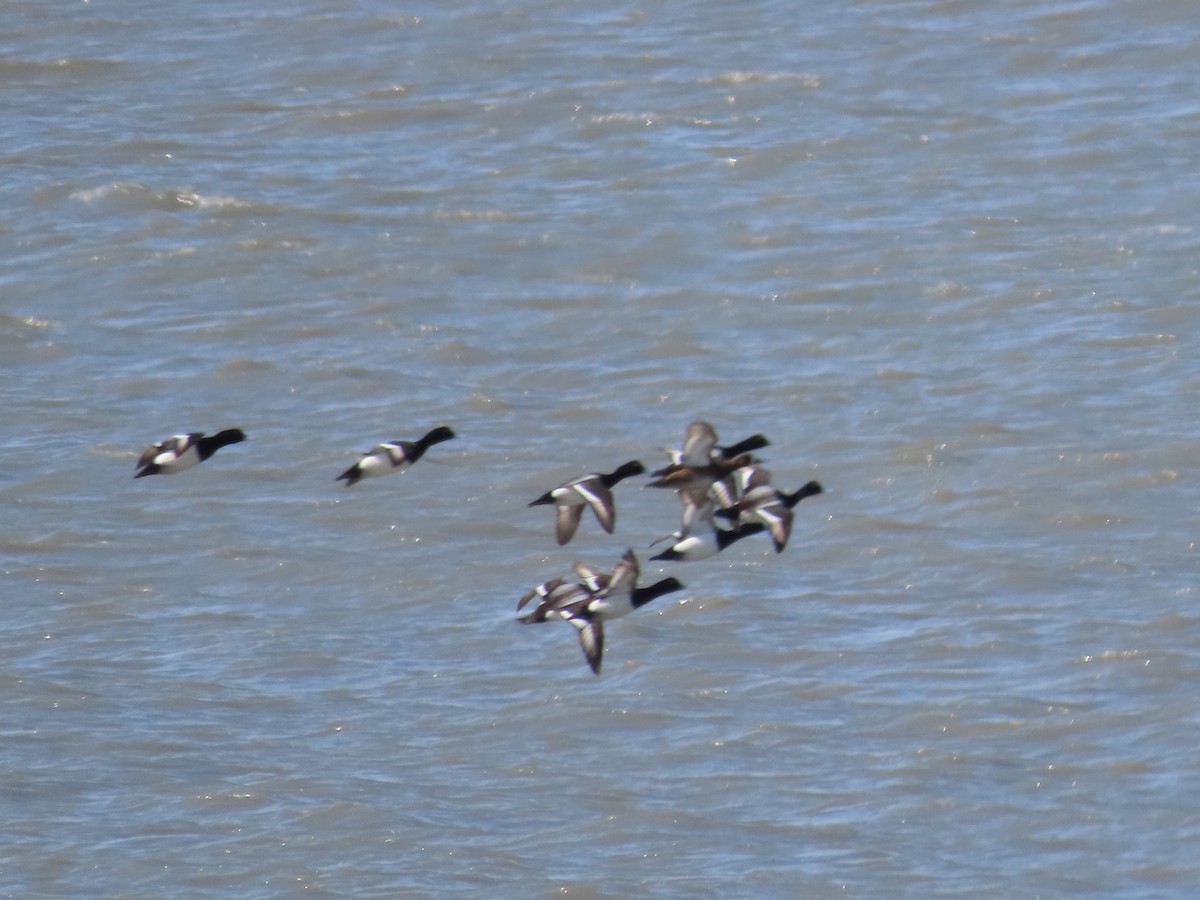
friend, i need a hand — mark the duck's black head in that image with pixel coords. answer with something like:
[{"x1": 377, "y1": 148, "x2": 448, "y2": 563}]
[
  {"x1": 783, "y1": 480, "x2": 823, "y2": 507},
  {"x1": 422, "y1": 425, "x2": 456, "y2": 446},
  {"x1": 611, "y1": 459, "x2": 646, "y2": 481},
  {"x1": 215, "y1": 428, "x2": 247, "y2": 446},
  {"x1": 721, "y1": 433, "x2": 770, "y2": 458},
  {"x1": 631, "y1": 576, "x2": 685, "y2": 608}
]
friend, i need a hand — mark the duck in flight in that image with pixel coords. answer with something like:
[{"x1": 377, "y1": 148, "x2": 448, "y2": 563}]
[
  {"x1": 518, "y1": 549, "x2": 684, "y2": 674},
  {"x1": 528, "y1": 460, "x2": 644, "y2": 545},
  {"x1": 653, "y1": 420, "x2": 769, "y2": 474},
  {"x1": 336, "y1": 425, "x2": 456, "y2": 486},
  {"x1": 713, "y1": 467, "x2": 823, "y2": 553},
  {"x1": 649, "y1": 500, "x2": 766, "y2": 562},
  {"x1": 134, "y1": 429, "x2": 246, "y2": 478}
]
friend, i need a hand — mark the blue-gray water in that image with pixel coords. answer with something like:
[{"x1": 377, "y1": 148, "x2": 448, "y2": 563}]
[{"x1": 3, "y1": 1, "x2": 1200, "y2": 896}]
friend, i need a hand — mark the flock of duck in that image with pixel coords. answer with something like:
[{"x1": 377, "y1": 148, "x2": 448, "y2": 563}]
[{"x1": 134, "y1": 420, "x2": 822, "y2": 675}]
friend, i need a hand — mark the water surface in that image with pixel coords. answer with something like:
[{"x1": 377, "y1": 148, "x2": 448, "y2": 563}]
[{"x1": 3, "y1": 1, "x2": 1200, "y2": 896}]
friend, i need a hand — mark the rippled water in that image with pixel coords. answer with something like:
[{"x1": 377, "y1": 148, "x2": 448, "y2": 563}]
[{"x1": 3, "y1": 0, "x2": 1200, "y2": 896}]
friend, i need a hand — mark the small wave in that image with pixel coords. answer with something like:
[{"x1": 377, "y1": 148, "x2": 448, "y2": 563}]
[
  {"x1": 215, "y1": 358, "x2": 277, "y2": 380},
  {"x1": 706, "y1": 71, "x2": 821, "y2": 89},
  {"x1": 1087, "y1": 333, "x2": 1176, "y2": 348},
  {"x1": 235, "y1": 235, "x2": 320, "y2": 252},
  {"x1": 67, "y1": 182, "x2": 273, "y2": 215},
  {"x1": 0, "y1": 57, "x2": 122, "y2": 78},
  {"x1": 1131, "y1": 223, "x2": 1191, "y2": 236},
  {"x1": 432, "y1": 209, "x2": 528, "y2": 222},
  {"x1": 0, "y1": 313, "x2": 54, "y2": 332},
  {"x1": 1078, "y1": 649, "x2": 1145, "y2": 664}
]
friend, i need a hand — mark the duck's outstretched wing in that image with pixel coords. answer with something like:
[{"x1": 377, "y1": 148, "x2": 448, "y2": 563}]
[
  {"x1": 554, "y1": 504, "x2": 586, "y2": 545},
  {"x1": 574, "y1": 482, "x2": 616, "y2": 534},
  {"x1": 570, "y1": 617, "x2": 604, "y2": 675}
]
